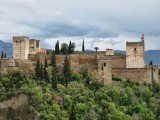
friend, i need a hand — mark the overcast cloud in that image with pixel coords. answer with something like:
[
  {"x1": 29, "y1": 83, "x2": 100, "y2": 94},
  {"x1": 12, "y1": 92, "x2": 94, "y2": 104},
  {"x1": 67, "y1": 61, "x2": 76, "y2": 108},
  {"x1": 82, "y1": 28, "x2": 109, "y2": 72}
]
[{"x1": 0, "y1": 0, "x2": 160, "y2": 51}]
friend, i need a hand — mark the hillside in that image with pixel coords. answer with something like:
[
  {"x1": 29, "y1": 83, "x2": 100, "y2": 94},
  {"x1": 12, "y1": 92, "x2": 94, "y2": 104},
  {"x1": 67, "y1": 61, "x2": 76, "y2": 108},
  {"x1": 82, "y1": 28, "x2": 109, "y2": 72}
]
[{"x1": 0, "y1": 70, "x2": 160, "y2": 119}]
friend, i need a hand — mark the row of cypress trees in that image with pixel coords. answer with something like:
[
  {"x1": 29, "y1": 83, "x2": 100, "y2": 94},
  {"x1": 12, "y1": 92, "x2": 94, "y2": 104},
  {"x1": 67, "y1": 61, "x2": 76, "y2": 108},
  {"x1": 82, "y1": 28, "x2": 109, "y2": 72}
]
[
  {"x1": 55, "y1": 39, "x2": 85, "y2": 54},
  {"x1": 35, "y1": 50, "x2": 71, "y2": 89},
  {"x1": 1, "y1": 51, "x2": 7, "y2": 58}
]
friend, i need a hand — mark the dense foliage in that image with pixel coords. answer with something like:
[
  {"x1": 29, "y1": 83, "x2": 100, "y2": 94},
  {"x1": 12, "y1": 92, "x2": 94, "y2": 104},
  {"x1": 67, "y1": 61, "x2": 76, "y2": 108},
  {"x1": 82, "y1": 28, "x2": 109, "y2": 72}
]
[{"x1": 1, "y1": 69, "x2": 160, "y2": 120}]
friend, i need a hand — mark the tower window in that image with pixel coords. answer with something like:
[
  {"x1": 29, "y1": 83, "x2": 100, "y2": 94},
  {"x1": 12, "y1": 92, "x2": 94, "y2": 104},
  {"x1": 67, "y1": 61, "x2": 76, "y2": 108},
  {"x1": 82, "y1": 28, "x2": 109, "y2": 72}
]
[
  {"x1": 104, "y1": 63, "x2": 106, "y2": 66},
  {"x1": 134, "y1": 48, "x2": 136, "y2": 51}
]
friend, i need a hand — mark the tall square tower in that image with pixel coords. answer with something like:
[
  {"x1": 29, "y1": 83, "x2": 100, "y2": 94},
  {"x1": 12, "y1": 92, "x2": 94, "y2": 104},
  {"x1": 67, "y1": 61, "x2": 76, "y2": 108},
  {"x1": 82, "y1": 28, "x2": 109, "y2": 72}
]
[
  {"x1": 13, "y1": 36, "x2": 29, "y2": 59},
  {"x1": 126, "y1": 39, "x2": 145, "y2": 68}
]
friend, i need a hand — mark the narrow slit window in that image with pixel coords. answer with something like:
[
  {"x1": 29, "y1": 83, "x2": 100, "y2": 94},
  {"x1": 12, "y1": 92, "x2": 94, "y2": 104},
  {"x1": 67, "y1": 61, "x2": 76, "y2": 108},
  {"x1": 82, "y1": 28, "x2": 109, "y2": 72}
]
[{"x1": 104, "y1": 63, "x2": 106, "y2": 67}]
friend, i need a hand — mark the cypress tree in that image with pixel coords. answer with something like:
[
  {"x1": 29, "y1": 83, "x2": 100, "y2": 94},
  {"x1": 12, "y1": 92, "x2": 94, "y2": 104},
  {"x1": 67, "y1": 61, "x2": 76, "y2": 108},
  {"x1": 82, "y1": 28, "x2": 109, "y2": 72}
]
[
  {"x1": 63, "y1": 56, "x2": 71, "y2": 87},
  {"x1": 55, "y1": 40, "x2": 60, "y2": 54},
  {"x1": 51, "y1": 50, "x2": 57, "y2": 89},
  {"x1": 44, "y1": 56, "x2": 48, "y2": 81},
  {"x1": 35, "y1": 56, "x2": 41, "y2": 80},
  {"x1": 57, "y1": 40, "x2": 59, "y2": 54},
  {"x1": 4, "y1": 53, "x2": 6, "y2": 58},
  {"x1": 69, "y1": 41, "x2": 72, "y2": 54},
  {"x1": 82, "y1": 39, "x2": 85, "y2": 52},
  {"x1": 40, "y1": 62, "x2": 43, "y2": 80},
  {"x1": 69, "y1": 102, "x2": 76, "y2": 120},
  {"x1": 1, "y1": 51, "x2": 3, "y2": 58}
]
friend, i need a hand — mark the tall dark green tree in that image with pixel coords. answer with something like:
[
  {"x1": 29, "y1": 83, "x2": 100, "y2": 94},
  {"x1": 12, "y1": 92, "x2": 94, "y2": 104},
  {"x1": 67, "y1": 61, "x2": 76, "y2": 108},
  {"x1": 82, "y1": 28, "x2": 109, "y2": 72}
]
[
  {"x1": 69, "y1": 41, "x2": 72, "y2": 54},
  {"x1": 51, "y1": 50, "x2": 57, "y2": 89},
  {"x1": 1, "y1": 51, "x2": 3, "y2": 58},
  {"x1": 63, "y1": 56, "x2": 71, "y2": 87},
  {"x1": 4, "y1": 53, "x2": 6, "y2": 58},
  {"x1": 44, "y1": 57, "x2": 48, "y2": 81},
  {"x1": 71, "y1": 42, "x2": 76, "y2": 54},
  {"x1": 69, "y1": 102, "x2": 76, "y2": 120},
  {"x1": 40, "y1": 62, "x2": 43, "y2": 79},
  {"x1": 55, "y1": 40, "x2": 60, "y2": 54},
  {"x1": 35, "y1": 56, "x2": 41, "y2": 80},
  {"x1": 82, "y1": 39, "x2": 85, "y2": 52}
]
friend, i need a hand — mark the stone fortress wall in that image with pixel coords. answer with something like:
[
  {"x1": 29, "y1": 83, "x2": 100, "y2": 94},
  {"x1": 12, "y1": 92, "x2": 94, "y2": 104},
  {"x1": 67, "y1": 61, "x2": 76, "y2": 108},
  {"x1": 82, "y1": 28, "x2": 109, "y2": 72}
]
[{"x1": 0, "y1": 35, "x2": 159, "y2": 84}]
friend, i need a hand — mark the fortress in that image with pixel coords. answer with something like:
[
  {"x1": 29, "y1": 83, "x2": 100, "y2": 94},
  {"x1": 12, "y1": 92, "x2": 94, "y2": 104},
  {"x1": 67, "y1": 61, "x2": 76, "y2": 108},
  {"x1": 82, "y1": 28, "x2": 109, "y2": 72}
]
[{"x1": 0, "y1": 35, "x2": 159, "y2": 84}]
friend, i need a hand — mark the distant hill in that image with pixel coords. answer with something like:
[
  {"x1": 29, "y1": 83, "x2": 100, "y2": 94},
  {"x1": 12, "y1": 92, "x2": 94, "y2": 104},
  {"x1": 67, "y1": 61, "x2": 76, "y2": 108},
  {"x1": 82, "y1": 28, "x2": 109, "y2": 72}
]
[
  {"x1": 0, "y1": 40, "x2": 12, "y2": 58},
  {"x1": 114, "y1": 50, "x2": 160, "y2": 66}
]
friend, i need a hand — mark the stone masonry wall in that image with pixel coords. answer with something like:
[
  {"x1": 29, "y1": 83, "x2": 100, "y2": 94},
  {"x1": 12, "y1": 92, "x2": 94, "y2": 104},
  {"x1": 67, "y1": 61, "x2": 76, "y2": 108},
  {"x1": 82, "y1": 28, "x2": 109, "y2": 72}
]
[{"x1": 112, "y1": 66, "x2": 158, "y2": 83}]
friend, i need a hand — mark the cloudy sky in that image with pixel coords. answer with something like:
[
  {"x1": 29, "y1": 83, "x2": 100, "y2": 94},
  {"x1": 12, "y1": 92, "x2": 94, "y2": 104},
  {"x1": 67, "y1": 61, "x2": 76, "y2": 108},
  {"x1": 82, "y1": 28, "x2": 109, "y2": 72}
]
[{"x1": 0, "y1": 0, "x2": 160, "y2": 51}]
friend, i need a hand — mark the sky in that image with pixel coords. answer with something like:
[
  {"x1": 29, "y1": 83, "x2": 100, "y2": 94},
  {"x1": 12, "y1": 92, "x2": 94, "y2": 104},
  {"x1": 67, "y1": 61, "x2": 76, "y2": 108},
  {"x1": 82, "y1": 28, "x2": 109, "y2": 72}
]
[{"x1": 0, "y1": 0, "x2": 160, "y2": 51}]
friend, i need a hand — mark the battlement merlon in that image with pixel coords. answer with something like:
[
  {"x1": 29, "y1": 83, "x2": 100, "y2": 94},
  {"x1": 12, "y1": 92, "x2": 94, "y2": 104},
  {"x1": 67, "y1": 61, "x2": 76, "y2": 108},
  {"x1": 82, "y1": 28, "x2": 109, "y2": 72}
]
[
  {"x1": 13, "y1": 36, "x2": 29, "y2": 42},
  {"x1": 29, "y1": 39, "x2": 40, "y2": 42},
  {"x1": 126, "y1": 41, "x2": 144, "y2": 47}
]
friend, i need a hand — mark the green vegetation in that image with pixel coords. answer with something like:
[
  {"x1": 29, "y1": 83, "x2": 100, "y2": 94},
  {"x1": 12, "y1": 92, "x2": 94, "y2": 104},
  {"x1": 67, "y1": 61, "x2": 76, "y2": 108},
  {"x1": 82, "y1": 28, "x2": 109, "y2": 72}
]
[
  {"x1": 1, "y1": 53, "x2": 160, "y2": 119},
  {"x1": 1, "y1": 67, "x2": 160, "y2": 119},
  {"x1": 1, "y1": 51, "x2": 6, "y2": 58},
  {"x1": 94, "y1": 47, "x2": 99, "y2": 52},
  {"x1": 114, "y1": 52, "x2": 124, "y2": 56},
  {"x1": 60, "y1": 42, "x2": 76, "y2": 54}
]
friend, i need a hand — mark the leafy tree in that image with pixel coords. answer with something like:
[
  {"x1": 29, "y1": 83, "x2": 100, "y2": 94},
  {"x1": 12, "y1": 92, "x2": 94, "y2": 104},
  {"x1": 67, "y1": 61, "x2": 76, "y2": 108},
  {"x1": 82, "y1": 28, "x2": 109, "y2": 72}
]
[
  {"x1": 61, "y1": 43, "x2": 69, "y2": 54},
  {"x1": 55, "y1": 40, "x2": 60, "y2": 54},
  {"x1": 82, "y1": 39, "x2": 85, "y2": 52},
  {"x1": 71, "y1": 42, "x2": 76, "y2": 54},
  {"x1": 63, "y1": 56, "x2": 71, "y2": 87},
  {"x1": 69, "y1": 41, "x2": 76, "y2": 54},
  {"x1": 35, "y1": 57, "x2": 41, "y2": 80},
  {"x1": 94, "y1": 47, "x2": 99, "y2": 52}
]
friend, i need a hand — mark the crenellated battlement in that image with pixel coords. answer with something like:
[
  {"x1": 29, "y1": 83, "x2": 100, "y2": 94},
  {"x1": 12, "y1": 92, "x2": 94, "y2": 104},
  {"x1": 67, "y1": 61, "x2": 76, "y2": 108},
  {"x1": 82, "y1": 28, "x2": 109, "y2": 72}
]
[{"x1": 13, "y1": 36, "x2": 29, "y2": 43}]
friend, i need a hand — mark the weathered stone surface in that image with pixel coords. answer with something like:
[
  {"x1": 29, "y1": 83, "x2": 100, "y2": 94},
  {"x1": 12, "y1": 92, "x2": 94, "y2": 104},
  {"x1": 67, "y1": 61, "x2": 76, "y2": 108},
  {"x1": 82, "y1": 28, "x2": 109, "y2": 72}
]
[
  {"x1": 126, "y1": 41, "x2": 145, "y2": 68},
  {"x1": 0, "y1": 94, "x2": 39, "y2": 120}
]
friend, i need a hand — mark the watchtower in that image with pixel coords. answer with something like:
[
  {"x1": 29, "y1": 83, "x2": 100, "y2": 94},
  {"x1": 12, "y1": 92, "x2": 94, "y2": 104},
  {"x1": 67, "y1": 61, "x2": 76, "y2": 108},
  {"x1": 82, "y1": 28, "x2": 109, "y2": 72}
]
[
  {"x1": 13, "y1": 36, "x2": 29, "y2": 59},
  {"x1": 97, "y1": 57, "x2": 112, "y2": 85},
  {"x1": 106, "y1": 49, "x2": 113, "y2": 55},
  {"x1": 29, "y1": 39, "x2": 40, "y2": 54},
  {"x1": 126, "y1": 35, "x2": 145, "y2": 68}
]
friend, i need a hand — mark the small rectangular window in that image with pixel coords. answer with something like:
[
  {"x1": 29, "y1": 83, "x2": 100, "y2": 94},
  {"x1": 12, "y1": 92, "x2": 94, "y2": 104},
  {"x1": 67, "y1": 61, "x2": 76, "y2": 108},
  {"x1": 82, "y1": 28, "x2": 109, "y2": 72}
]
[{"x1": 104, "y1": 63, "x2": 106, "y2": 66}]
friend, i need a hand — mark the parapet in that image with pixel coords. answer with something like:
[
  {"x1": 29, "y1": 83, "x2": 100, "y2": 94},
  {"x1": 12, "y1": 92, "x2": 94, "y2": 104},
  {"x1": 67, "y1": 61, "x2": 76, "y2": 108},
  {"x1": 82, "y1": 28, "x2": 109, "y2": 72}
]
[
  {"x1": 126, "y1": 41, "x2": 144, "y2": 46},
  {"x1": 13, "y1": 36, "x2": 29, "y2": 42},
  {"x1": 106, "y1": 49, "x2": 113, "y2": 55}
]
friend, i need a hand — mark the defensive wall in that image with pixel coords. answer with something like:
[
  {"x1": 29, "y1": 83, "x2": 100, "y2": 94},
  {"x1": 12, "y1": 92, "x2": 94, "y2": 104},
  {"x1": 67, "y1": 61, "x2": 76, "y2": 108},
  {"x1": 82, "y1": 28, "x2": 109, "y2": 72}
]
[{"x1": 112, "y1": 65, "x2": 158, "y2": 83}]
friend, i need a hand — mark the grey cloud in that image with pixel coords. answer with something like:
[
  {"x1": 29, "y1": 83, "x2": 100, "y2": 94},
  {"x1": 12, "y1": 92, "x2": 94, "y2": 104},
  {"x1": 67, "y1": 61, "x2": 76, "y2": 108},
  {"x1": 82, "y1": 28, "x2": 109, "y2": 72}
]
[{"x1": 0, "y1": 0, "x2": 160, "y2": 50}]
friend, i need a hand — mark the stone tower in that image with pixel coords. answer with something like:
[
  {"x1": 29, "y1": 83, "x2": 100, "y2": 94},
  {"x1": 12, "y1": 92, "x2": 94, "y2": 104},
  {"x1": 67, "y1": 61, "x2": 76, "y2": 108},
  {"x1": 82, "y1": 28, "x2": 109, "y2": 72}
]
[
  {"x1": 97, "y1": 57, "x2": 112, "y2": 85},
  {"x1": 29, "y1": 39, "x2": 40, "y2": 54},
  {"x1": 106, "y1": 49, "x2": 113, "y2": 55},
  {"x1": 126, "y1": 35, "x2": 145, "y2": 68},
  {"x1": 13, "y1": 36, "x2": 29, "y2": 59}
]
